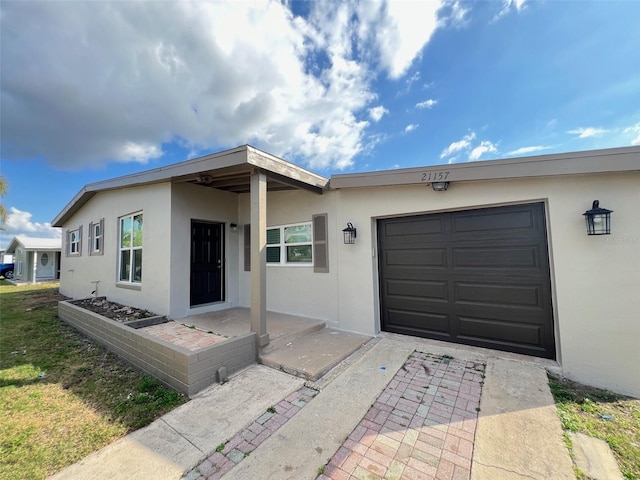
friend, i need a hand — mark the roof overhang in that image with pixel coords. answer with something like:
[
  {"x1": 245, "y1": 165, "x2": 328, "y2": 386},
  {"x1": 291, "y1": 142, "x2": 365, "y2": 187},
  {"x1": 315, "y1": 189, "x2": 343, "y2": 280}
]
[
  {"x1": 330, "y1": 146, "x2": 640, "y2": 189},
  {"x1": 6, "y1": 236, "x2": 62, "y2": 254},
  {"x1": 52, "y1": 145, "x2": 329, "y2": 227}
]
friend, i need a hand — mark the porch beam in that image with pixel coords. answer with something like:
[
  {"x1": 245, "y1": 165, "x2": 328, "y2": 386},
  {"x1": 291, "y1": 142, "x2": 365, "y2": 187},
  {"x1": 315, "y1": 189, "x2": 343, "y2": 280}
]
[{"x1": 250, "y1": 171, "x2": 269, "y2": 347}]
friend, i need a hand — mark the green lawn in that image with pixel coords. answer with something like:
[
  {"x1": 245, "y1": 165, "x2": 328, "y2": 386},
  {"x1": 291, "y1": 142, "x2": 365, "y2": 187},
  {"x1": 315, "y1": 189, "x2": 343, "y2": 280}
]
[
  {"x1": 0, "y1": 282, "x2": 187, "y2": 480},
  {"x1": 549, "y1": 373, "x2": 640, "y2": 479}
]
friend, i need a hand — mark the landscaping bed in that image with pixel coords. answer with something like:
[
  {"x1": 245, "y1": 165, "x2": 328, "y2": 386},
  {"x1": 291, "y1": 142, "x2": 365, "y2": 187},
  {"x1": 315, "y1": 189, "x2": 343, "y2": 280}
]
[{"x1": 71, "y1": 296, "x2": 167, "y2": 328}]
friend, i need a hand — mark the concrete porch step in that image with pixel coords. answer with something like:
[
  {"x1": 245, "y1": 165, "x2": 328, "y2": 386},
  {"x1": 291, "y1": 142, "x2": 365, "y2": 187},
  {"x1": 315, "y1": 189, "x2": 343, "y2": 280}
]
[
  {"x1": 259, "y1": 318, "x2": 326, "y2": 355},
  {"x1": 259, "y1": 327, "x2": 372, "y2": 381}
]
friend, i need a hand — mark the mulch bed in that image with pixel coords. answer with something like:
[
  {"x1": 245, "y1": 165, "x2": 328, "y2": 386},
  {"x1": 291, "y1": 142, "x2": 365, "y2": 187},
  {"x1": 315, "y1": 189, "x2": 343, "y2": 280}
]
[{"x1": 71, "y1": 297, "x2": 158, "y2": 323}]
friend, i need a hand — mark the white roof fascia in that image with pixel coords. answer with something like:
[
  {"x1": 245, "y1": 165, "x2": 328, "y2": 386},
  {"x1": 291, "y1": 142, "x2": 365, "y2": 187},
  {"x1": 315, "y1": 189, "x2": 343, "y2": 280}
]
[
  {"x1": 330, "y1": 146, "x2": 640, "y2": 189},
  {"x1": 6, "y1": 236, "x2": 61, "y2": 253},
  {"x1": 52, "y1": 145, "x2": 330, "y2": 227}
]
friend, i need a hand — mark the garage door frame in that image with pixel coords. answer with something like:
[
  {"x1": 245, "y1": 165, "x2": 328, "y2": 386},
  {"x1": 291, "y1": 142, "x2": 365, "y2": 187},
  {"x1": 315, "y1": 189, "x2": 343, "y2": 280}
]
[{"x1": 377, "y1": 201, "x2": 556, "y2": 359}]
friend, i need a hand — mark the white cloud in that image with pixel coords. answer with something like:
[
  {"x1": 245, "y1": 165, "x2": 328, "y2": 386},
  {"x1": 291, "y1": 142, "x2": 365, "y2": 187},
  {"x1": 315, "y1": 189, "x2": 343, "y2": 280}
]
[
  {"x1": 469, "y1": 141, "x2": 498, "y2": 160},
  {"x1": 507, "y1": 145, "x2": 551, "y2": 155},
  {"x1": 440, "y1": 132, "x2": 476, "y2": 158},
  {"x1": 441, "y1": 131, "x2": 500, "y2": 162},
  {"x1": 567, "y1": 127, "x2": 609, "y2": 139},
  {"x1": 369, "y1": 106, "x2": 389, "y2": 122},
  {"x1": 0, "y1": 1, "x2": 446, "y2": 172},
  {"x1": 623, "y1": 123, "x2": 640, "y2": 145},
  {"x1": 416, "y1": 99, "x2": 438, "y2": 109},
  {"x1": 439, "y1": 1, "x2": 470, "y2": 28},
  {"x1": 360, "y1": 1, "x2": 443, "y2": 79},
  {"x1": 2, "y1": 207, "x2": 62, "y2": 239},
  {"x1": 405, "y1": 124, "x2": 419, "y2": 133},
  {"x1": 494, "y1": 0, "x2": 528, "y2": 21}
]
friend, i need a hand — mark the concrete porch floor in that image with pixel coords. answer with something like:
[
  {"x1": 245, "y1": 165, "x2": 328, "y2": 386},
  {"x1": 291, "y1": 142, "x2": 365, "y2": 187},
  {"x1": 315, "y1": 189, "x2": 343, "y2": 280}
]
[{"x1": 176, "y1": 308, "x2": 373, "y2": 381}]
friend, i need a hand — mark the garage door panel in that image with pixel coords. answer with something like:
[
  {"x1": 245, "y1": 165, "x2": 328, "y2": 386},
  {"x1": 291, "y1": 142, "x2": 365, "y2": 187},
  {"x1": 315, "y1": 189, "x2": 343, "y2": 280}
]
[
  {"x1": 378, "y1": 202, "x2": 555, "y2": 359},
  {"x1": 454, "y1": 282, "x2": 542, "y2": 308},
  {"x1": 386, "y1": 309, "x2": 450, "y2": 335},
  {"x1": 458, "y1": 315, "x2": 544, "y2": 347},
  {"x1": 386, "y1": 279, "x2": 448, "y2": 301},
  {"x1": 453, "y1": 246, "x2": 540, "y2": 269},
  {"x1": 383, "y1": 216, "x2": 446, "y2": 238},
  {"x1": 452, "y1": 208, "x2": 536, "y2": 236},
  {"x1": 385, "y1": 248, "x2": 447, "y2": 267}
]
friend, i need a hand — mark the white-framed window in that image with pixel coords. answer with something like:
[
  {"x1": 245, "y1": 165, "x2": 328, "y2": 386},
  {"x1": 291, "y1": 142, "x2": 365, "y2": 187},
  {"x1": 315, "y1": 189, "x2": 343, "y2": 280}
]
[
  {"x1": 89, "y1": 219, "x2": 104, "y2": 255},
  {"x1": 266, "y1": 222, "x2": 312, "y2": 265},
  {"x1": 118, "y1": 212, "x2": 143, "y2": 283},
  {"x1": 66, "y1": 226, "x2": 82, "y2": 256}
]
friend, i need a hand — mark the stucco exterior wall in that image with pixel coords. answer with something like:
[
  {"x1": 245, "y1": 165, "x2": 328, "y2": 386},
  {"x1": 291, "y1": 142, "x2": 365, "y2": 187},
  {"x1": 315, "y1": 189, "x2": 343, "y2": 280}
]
[
  {"x1": 168, "y1": 183, "x2": 240, "y2": 319},
  {"x1": 237, "y1": 189, "x2": 341, "y2": 326},
  {"x1": 59, "y1": 183, "x2": 172, "y2": 314},
  {"x1": 333, "y1": 171, "x2": 640, "y2": 397}
]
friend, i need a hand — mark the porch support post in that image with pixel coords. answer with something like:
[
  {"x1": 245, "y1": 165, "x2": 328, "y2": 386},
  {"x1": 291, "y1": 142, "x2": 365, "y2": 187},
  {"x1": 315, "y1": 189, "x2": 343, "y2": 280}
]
[
  {"x1": 250, "y1": 171, "x2": 269, "y2": 347},
  {"x1": 32, "y1": 251, "x2": 38, "y2": 284}
]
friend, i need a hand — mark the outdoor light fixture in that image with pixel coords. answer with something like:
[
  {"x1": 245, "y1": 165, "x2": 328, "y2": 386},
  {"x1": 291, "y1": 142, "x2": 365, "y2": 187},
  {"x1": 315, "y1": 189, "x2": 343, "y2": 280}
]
[
  {"x1": 583, "y1": 200, "x2": 612, "y2": 235},
  {"x1": 431, "y1": 181, "x2": 450, "y2": 191},
  {"x1": 343, "y1": 223, "x2": 357, "y2": 244},
  {"x1": 230, "y1": 223, "x2": 238, "y2": 232}
]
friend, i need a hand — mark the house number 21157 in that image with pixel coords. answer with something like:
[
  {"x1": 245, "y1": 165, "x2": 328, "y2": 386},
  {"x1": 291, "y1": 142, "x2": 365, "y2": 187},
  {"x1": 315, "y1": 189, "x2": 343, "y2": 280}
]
[{"x1": 421, "y1": 171, "x2": 450, "y2": 182}]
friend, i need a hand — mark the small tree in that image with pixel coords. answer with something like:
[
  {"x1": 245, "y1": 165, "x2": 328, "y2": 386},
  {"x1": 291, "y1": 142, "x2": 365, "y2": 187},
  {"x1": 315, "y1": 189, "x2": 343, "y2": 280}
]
[{"x1": 0, "y1": 175, "x2": 7, "y2": 229}]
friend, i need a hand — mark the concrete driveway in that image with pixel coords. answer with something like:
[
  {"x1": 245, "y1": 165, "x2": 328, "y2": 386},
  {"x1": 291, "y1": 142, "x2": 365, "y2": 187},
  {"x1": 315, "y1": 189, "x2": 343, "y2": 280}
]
[{"x1": 49, "y1": 334, "x2": 575, "y2": 480}]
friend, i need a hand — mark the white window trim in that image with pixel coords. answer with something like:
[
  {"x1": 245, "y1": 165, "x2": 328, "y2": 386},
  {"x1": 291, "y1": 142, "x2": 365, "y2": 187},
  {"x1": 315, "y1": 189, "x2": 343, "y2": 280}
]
[
  {"x1": 67, "y1": 226, "x2": 82, "y2": 257},
  {"x1": 266, "y1": 221, "x2": 313, "y2": 267},
  {"x1": 117, "y1": 212, "x2": 143, "y2": 284},
  {"x1": 89, "y1": 219, "x2": 104, "y2": 256}
]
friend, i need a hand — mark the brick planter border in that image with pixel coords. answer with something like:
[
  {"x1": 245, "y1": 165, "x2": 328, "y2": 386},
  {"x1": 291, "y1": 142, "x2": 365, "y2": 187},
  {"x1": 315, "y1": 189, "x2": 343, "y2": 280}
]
[{"x1": 58, "y1": 300, "x2": 257, "y2": 396}]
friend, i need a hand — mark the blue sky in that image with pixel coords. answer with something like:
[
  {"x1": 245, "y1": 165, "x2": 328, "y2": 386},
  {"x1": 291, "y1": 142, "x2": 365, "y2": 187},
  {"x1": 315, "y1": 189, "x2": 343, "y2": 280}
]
[{"x1": 1, "y1": 0, "x2": 639, "y2": 248}]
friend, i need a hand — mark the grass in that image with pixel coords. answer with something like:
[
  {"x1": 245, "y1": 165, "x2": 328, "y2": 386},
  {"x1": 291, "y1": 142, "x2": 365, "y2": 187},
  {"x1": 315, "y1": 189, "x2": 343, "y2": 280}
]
[
  {"x1": 548, "y1": 373, "x2": 640, "y2": 479},
  {"x1": 0, "y1": 282, "x2": 187, "y2": 480}
]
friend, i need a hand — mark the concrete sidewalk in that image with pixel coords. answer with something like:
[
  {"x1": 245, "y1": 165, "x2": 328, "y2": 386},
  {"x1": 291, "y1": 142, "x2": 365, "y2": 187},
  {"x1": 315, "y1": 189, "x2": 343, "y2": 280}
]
[{"x1": 49, "y1": 335, "x2": 575, "y2": 480}]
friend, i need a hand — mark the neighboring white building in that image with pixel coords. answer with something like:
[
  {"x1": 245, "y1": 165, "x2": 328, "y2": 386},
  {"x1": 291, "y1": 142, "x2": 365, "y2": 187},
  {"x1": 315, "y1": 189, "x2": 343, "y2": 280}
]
[
  {"x1": 52, "y1": 145, "x2": 640, "y2": 397},
  {"x1": 5, "y1": 236, "x2": 62, "y2": 283}
]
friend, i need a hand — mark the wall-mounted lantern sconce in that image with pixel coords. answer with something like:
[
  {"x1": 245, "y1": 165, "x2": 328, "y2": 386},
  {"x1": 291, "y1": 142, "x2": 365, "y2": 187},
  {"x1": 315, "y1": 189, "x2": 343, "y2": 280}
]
[
  {"x1": 343, "y1": 223, "x2": 357, "y2": 244},
  {"x1": 230, "y1": 223, "x2": 238, "y2": 232},
  {"x1": 431, "y1": 181, "x2": 450, "y2": 192},
  {"x1": 583, "y1": 200, "x2": 612, "y2": 235}
]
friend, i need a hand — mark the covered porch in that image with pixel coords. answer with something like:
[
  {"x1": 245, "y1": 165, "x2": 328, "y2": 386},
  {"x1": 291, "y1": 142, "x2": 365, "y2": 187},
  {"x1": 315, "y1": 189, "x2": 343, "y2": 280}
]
[{"x1": 140, "y1": 308, "x2": 372, "y2": 382}]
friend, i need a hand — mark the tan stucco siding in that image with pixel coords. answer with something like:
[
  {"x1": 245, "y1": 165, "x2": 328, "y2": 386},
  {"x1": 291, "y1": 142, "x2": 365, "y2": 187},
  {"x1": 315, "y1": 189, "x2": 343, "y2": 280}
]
[
  {"x1": 333, "y1": 172, "x2": 640, "y2": 397},
  {"x1": 238, "y1": 190, "x2": 341, "y2": 326},
  {"x1": 168, "y1": 183, "x2": 240, "y2": 318},
  {"x1": 59, "y1": 183, "x2": 172, "y2": 314}
]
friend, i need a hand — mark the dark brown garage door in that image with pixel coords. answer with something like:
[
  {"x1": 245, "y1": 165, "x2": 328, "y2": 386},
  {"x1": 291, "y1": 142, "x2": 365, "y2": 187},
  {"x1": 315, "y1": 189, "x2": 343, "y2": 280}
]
[{"x1": 378, "y1": 202, "x2": 555, "y2": 359}]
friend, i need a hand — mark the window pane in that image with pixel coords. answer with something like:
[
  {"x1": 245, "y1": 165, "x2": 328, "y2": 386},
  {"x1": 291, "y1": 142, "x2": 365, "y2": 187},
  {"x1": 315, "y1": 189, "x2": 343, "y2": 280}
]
[
  {"x1": 133, "y1": 250, "x2": 142, "y2": 282},
  {"x1": 120, "y1": 250, "x2": 131, "y2": 281},
  {"x1": 95, "y1": 223, "x2": 101, "y2": 236},
  {"x1": 133, "y1": 214, "x2": 143, "y2": 247},
  {"x1": 266, "y1": 246, "x2": 281, "y2": 263},
  {"x1": 285, "y1": 224, "x2": 311, "y2": 244},
  {"x1": 266, "y1": 228, "x2": 280, "y2": 245},
  {"x1": 287, "y1": 245, "x2": 312, "y2": 263},
  {"x1": 121, "y1": 218, "x2": 131, "y2": 247}
]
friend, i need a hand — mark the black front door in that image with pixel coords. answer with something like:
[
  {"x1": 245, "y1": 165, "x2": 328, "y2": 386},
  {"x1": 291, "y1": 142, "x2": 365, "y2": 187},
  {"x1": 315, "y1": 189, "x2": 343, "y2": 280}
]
[{"x1": 191, "y1": 221, "x2": 224, "y2": 306}]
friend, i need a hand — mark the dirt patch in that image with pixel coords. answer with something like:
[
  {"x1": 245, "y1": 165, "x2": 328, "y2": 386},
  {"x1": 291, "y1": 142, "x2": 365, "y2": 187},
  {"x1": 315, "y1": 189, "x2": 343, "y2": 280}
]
[
  {"x1": 25, "y1": 288, "x2": 70, "y2": 309},
  {"x1": 71, "y1": 297, "x2": 159, "y2": 323}
]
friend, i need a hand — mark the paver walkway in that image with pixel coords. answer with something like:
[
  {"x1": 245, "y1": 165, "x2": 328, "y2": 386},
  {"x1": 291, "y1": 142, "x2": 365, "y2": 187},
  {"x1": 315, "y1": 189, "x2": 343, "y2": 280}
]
[
  {"x1": 320, "y1": 352, "x2": 485, "y2": 480},
  {"x1": 186, "y1": 351, "x2": 484, "y2": 480},
  {"x1": 185, "y1": 386, "x2": 320, "y2": 480},
  {"x1": 140, "y1": 321, "x2": 228, "y2": 351}
]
